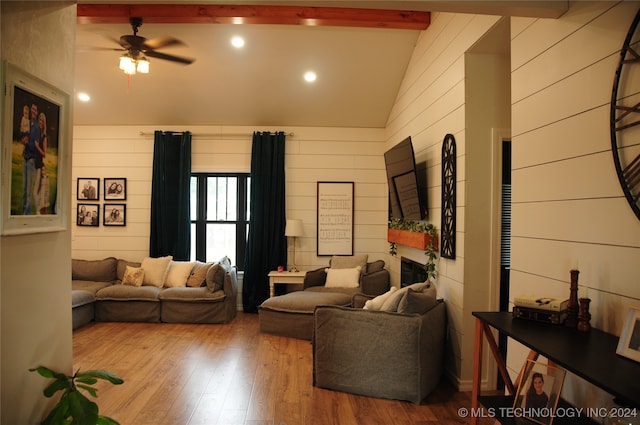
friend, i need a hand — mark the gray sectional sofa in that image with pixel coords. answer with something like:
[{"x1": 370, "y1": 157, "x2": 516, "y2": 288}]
[{"x1": 71, "y1": 256, "x2": 237, "y2": 329}]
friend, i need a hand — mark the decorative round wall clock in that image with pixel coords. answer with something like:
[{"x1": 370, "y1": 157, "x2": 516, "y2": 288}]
[
  {"x1": 611, "y1": 8, "x2": 640, "y2": 221},
  {"x1": 441, "y1": 134, "x2": 456, "y2": 259}
]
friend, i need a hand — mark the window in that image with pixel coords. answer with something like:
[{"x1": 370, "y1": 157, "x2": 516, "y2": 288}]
[{"x1": 190, "y1": 173, "x2": 250, "y2": 270}]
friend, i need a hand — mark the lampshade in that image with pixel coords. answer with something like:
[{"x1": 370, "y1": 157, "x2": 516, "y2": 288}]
[{"x1": 285, "y1": 219, "x2": 303, "y2": 237}]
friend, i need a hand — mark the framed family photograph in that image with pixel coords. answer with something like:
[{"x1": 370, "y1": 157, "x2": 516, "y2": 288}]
[
  {"x1": 513, "y1": 360, "x2": 566, "y2": 425},
  {"x1": 616, "y1": 307, "x2": 640, "y2": 363},
  {"x1": 1, "y1": 61, "x2": 69, "y2": 235},
  {"x1": 77, "y1": 178, "x2": 99, "y2": 201},
  {"x1": 104, "y1": 204, "x2": 126, "y2": 226},
  {"x1": 76, "y1": 204, "x2": 99, "y2": 227},
  {"x1": 104, "y1": 178, "x2": 126, "y2": 200}
]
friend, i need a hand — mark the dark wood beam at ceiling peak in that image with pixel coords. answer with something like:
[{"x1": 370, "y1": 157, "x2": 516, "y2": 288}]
[{"x1": 76, "y1": 4, "x2": 431, "y2": 30}]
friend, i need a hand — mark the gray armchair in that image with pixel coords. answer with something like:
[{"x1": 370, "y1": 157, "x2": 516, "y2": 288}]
[{"x1": 312, "y1": 298, "x2": 445, "y2": 404}]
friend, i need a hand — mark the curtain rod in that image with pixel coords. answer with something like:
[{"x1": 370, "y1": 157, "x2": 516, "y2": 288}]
[{"x1": 138, "y1": 131, "x2": 294, "y2": 137}]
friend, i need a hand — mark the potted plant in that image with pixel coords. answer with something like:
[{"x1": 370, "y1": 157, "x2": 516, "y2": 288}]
[
  {"x1": 388, "y1": 218, "x2": 438, "y2": 281},
  {"x1": 30, "y1": 365, "x2": 124, "y2": 425}
]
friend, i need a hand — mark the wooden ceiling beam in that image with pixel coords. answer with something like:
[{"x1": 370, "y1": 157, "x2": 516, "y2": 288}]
[{"x1": 76, "y1": 4, "x2": 430, "y2": 30}]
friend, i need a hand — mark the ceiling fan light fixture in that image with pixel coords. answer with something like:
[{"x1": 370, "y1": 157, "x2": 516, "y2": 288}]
[{"x1": 137, "y1": 57, "x2": 150, "y2": 74}]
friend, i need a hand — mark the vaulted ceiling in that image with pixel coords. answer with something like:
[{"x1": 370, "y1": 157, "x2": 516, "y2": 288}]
[{"x1": 73, "y1": 2, "x2": 567, "y2": 128}]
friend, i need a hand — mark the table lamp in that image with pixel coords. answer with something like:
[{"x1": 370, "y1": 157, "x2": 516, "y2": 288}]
[{"x1": 285, "y1": 219, "x2": 303, "y2": 272}]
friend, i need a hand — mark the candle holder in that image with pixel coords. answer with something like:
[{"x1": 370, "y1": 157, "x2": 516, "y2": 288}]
[
  {"x1": 577, "y1": 298, "x2": 592, "y2": 332},
  {"x1": 565, "y1": 269, "x2": 580, "y2": 328}
]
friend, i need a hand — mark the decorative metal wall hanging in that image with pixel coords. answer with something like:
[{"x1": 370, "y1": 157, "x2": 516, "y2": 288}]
[
  {"x1": 611, "y1": 9, "x2": 640, "y2": 221},
  {"x1": 440, "y1": 134, "x2": 456, "y2": 259}
]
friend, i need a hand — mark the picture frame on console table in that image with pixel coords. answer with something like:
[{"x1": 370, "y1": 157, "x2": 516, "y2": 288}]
[
  {"x1": 616, "y1": 307, "x2": 640, "y2": 363},
  {"x1": 513, "y1": 359, "x2": 566, "y2": 425},
  {"x1": 316, "y1": 181, "x2": 354, "y2": 256},
  {"x1": 1, "y1": 61, "x2": 70, "y2": 235}
]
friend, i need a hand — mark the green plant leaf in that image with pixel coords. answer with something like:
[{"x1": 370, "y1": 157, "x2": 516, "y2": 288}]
[
  {"x1": 96, "y1": 416, "x2": 120, "y2": 425},
  {"x1": 31, "y1": 366, "x2": 68, "y2": 381},
  {"x1": 41, "y1": 393, "x2": 71, "y2": 425},
  {"x1": 43, "y1": 378, "x2": 72, "y2": 398},
  {"x1": 77, "y1": 370, "x2": 124, "y2": 385},
  {"x1": 77, "y1": 384, "x2": 98, "y2": 398},
  {"x1": 67, "y1": 390, "x2": 98, "y2": 425}
]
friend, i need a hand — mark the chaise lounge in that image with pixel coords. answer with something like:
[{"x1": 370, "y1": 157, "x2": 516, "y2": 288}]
[{"x1": 258, "y1": 254, "x2": 390, "y2": 340}]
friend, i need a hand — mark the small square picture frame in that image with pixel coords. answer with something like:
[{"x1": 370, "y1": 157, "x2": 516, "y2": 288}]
[
  {"x1": 616, "y1": 307, "x2": 640, "y2": 363},
  {"x1": 513, "y1": 360, "x2": 566, "y2": 425},
  {"x1": 104, "y1": 178, "x2": 126, "y2": 200},
  {"x1": 104, "y1": 204, "x2": 126, "y2": 226},
  {"x1": 77, "y1": 178, "x2": 99, "y2": 201},
  {"x1": 76, "y1": 203, "x2": 99, "y2": 227}
]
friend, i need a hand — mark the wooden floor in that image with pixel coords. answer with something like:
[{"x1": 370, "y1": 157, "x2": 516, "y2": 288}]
[{"x1": 73, "y1": 312, "x2": 490, "y2": 425}]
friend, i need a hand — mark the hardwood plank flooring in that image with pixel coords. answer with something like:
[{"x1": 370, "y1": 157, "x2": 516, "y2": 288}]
[{"x1": 73, "y1": 312, "x2": 494, "y2": 425}]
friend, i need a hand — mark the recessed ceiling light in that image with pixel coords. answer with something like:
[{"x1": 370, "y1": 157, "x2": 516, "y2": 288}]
[
  {"x1": 77, "y1": 92, "x2": 90, "y2": 102},
  {"x1": 304, "y1": 71, "x2": 317, "y2": 83},
  {"x1": 231, "y1": 36, "x2": 245, "y2": 48}
]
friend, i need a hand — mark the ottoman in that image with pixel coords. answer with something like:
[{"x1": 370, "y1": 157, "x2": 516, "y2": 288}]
[{"x1": 259, "y1": 291, "x2": 352, "y2": 340}]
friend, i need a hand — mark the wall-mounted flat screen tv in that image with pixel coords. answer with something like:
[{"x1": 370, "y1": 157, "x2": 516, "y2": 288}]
[{"x1": 384, "y1": 136, "x2": 426, "y2": 220}]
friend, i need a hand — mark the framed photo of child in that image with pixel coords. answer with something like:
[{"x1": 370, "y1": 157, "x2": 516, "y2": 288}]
[
  {"x1": 104, "y1": 204, "x2": 126, "y2": 226},
  {"x1": 513, "y1": 360, "x2": 566, "y2": 425}
]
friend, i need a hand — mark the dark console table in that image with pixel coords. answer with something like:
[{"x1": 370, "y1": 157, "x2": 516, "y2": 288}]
[{"x1": 471, "y1": 311, "x2": 640, "y2": 425}]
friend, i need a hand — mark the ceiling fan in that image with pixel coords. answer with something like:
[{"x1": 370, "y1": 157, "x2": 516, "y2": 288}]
[{"x1": 111, "y1": 17, "x2": 195, "y2": 75}]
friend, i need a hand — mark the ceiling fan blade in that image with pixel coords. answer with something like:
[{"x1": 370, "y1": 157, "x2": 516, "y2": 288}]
[
  {"x1": 145, "y1": 50, "x2": 195, "y2": 65},
  {"x1": 143, "y1": 36, "x2": 185, "y2": 51}
]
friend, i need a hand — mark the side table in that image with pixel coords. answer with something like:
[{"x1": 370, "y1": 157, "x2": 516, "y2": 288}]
[{"x1": 268, "y1": 270, "x2": 306, "y2": 298}]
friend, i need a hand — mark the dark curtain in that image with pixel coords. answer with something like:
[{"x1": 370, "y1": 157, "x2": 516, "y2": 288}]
[
  {"x1": 243, "y1": 131, "x2": 287, "y2": 313},
  {"x1": 150, "y1": 130, "x2": 192, "y2": 260}
]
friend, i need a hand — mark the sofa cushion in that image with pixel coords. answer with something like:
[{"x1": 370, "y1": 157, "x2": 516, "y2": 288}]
[
  {"x1": 159, "y1": 286, "x2": 226, "y2": 302},
  {"x1": 398, "y1": 287, "x2": 438, "y2": 315},
  {"x1": 72, "y1": 290, "x2": 95, "y2": 308},
  {"x1": 72, "y1": 257, "x2": 117, "y2": 282},
  {"x1": 141, "y1": 256, "x2": 173, "y2": 287},
  {"x1": 186, "y1": 261, "x2": 212, "y2": 287},
  {"x1": 206, "y1": 263, "x2": 225, "y2": 292},
  {"x1": 117, "y1": 259, "x2": 142, "y2": 281},
  {"x1": 72, "y1": 280, "x2": 113, "y2": 296},
  {"x1": 324, "y1": 266, "x2": 361, "y2": 288},
  {"x1": 329, "y1": 254, "x2": 368, "y2": 271},
  {"x1": 165, "y1": 261, "x2": 195, "y2": 288},
  {"x1": 260, "y1": 291, "x2": 352, "y2": 313},
  {"x1": 380, "y1": 281, "x2": 430, "y2": 312},
  {"x1": 363, "y1": 287, "x2": 397, "y2": 310},
  {"x1": 366, "y1": 260, "x2": 385, "y2": 274},
  {"x1": 122, "y1": 266, "x2": 144, "y2": 287},
  {"x1": 96, "y1": 285, "x2": 162, "y2": 301}
]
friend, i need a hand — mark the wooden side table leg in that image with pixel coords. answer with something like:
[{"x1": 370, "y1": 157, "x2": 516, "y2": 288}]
[
  {"x1": 269, "y1": 277, "x2": 275, "y2": 298},
  {"x1": 471, "y1": 317, "x2": 484, "y2": 425}
]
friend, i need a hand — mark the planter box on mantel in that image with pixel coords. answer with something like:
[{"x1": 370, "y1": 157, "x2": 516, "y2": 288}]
[{"x1": 387, "y1": 228, "x2": 438, "y2": 251}]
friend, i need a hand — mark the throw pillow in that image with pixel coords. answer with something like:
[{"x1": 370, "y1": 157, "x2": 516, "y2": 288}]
[
  {"x1": 140, "y1": 256, "x2": 173, "y2": 288},
  {"x1": 363, "y1": 287, "x2": 397, "y2": 310},
  {"x1": 187, "y1": 261, "x2": 212, "y2": 287},
  {"x1": 122, "y1": 265, "x2": 144, "y2": 287},
  {"x1": 380, "y1": 281, "x2": 430, "y2": 312},
  {"x1": 397, "y1": 287, "x2": 438, "y2": 315},
  {"x1": 366, "y1": 259, "x2": 385, "y2": 274},
  {"x1": 324, "y1": 266, "x2": 361, "y2": 288},
  {"x1": 164, "y1": 261, "x2": 195, "y2": 288},
  {"x1": 329, "y1": 254, "x2": 368, "y2": 271},
  {"x1": 205, "y1": 263, "x2": 226, "y2": 292}
]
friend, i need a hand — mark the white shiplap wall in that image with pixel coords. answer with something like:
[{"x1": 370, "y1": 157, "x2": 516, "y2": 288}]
[
  {"x1": 72, "y1": 125, "x2": 389, "y2": 267},
  {"x1": 509, "y1": 1, "x2": 640, "y2": 407},
  {"x1": 384, "y1": 11, "x2": 503, "y2": 389}
]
